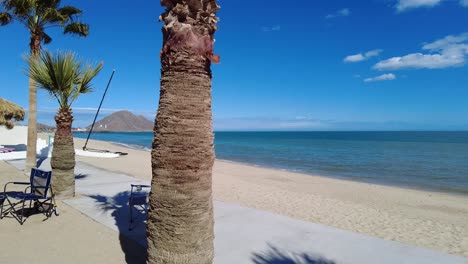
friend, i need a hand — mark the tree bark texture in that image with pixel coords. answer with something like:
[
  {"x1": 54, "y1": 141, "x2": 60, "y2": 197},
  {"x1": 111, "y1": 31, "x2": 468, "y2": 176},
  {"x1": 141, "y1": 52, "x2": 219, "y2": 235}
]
[
  {"x1": 25, "y1": 33, "x2": 42, "y2": 171},
  {"x1": 146, "y1": 1, "x2": 219, "y2": 263},
  {"x1": 51, "y1": 108, "x2": 75, "y2": 199}
]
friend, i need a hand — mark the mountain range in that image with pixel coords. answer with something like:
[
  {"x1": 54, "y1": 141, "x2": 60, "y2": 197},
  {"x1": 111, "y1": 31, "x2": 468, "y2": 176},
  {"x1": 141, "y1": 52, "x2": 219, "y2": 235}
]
[{"x1": 86, "y1": 110, "x2": 154, "y2": 132}]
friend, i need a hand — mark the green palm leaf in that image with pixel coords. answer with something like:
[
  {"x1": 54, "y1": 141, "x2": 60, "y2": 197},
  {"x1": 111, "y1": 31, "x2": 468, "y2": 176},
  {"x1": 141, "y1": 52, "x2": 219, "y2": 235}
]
[
  {"x1": 0, "y1": 12, "x2": 12, "y2": 25},
  {"x1": 64, "y1": 22, "x2": 89, "y2": 36},
  {"x1": 42, "y1": 8, "x2": 67, "y2": 24},
  {"x1": 42, "y1": 32, "x2": 52, "y2": 44},
  {"x1": 3, "y1": 0, "x2": 34, "y2": 17},
  {"x1": 36, "y1": 0, "x2": 60, "y2": 12},
  {"x1": 58, "y1": 6, "x2": 82, "y2": 17},
  {"x1": 1, "y1": 0, "x2": 89, "y2": 42},
  {"x1": 25, "y1": 50, "x2": 103, "y2": 109}
]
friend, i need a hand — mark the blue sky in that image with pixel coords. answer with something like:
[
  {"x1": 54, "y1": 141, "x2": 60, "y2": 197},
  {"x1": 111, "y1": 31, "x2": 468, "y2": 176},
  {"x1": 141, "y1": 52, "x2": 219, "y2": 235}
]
[{"x1": 1, "y1": 0, "x2": 468, "y2": 130}]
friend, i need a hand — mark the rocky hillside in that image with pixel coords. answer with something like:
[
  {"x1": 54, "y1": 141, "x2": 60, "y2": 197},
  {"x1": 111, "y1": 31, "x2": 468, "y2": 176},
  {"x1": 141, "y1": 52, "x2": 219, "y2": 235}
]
[
  {"x1": 87, "y1": 110, "x2": 153, "y2": 132},
  {"x1": 38, "y1": 123, "x2": 56, "y2": 133}
]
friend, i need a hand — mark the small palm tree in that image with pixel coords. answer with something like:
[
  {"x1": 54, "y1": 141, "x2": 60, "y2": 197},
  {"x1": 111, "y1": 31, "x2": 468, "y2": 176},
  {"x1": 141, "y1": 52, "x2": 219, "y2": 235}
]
[
  {"x1": 26, "y1": 50, "x2": 103, "y2": 198},
  {"x1": 0, "y1": 0, "x2": 89, "y2": 171}
]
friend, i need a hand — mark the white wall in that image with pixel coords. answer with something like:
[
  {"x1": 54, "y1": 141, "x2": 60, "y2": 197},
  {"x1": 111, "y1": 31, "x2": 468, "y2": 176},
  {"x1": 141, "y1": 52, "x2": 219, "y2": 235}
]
[{"x1": 0, "y1": 125, "x2": 28, "y2": 146}]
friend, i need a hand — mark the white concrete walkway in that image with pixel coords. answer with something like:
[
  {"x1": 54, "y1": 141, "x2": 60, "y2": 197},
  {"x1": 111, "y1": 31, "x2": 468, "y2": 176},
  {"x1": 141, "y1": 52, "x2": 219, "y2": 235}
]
[{"x1": 7, "y1": 159, "x2": 468, "y2": 264}]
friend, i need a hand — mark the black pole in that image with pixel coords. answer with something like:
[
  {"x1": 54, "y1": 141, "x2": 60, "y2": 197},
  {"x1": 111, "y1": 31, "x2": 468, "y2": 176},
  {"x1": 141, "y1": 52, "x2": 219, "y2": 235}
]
[{"x1": 83, "y1": 69, "x2": 116, "y2": 150}]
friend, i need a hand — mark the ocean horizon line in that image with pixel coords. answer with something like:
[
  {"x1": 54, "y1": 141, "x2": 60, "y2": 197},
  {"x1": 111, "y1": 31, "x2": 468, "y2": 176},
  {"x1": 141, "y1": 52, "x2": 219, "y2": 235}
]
[{"x1": 73, "y1": 130, "x2": 468, "y2": 133}]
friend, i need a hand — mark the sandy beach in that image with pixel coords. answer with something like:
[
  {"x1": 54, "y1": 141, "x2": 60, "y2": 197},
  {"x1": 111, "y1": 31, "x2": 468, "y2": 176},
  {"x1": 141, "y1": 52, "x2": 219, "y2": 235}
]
[{"x1": 72, "y1": 137, "x2": 468, "y2": 257}]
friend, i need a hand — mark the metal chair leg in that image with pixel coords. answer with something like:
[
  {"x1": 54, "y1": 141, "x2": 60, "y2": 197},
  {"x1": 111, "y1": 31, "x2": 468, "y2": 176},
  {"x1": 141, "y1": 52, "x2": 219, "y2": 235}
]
[
  {"x1": 129, "y1": 205, "x2": 133, "y2": 230},
  {"x1": 20, "y1": 199, "x2": 26, "y2": 225},
  {"x1": 0, "y1": 195, "x2": 4, "y2": 219}
]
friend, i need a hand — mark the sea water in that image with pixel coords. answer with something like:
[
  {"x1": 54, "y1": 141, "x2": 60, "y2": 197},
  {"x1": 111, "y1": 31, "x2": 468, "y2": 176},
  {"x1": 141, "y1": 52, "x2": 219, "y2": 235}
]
[{"x1": 73, "y1": 131, "x2": 468, "y2": 195}]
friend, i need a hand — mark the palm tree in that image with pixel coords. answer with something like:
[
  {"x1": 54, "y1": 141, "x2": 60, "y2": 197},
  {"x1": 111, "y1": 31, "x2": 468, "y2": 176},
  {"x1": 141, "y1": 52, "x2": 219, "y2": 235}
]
[
  {"x1": 26, "y1": 50, "x2": 103, "y2": 199},
  {"x1": 0, "y1": 0, "x2": 89, "y2": 171},
  {"x1": 147, "y1": 1, "x2": 220, "y2": 263}
]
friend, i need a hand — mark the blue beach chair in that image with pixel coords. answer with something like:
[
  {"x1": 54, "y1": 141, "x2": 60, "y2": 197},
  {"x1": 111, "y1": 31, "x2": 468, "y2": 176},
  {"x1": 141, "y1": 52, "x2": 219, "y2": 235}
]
[
  {"x1": 1, "y1": 168, "x2": 58, "y2": 225},
  {"x1": 129, "y1": 184, "x2": 150, "y2": 230}
]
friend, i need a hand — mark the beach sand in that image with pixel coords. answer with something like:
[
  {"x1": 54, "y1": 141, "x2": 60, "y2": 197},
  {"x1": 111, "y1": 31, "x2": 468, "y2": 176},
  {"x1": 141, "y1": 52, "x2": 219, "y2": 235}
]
[{"x1": 73, "y1": 137, "x2": 468, "y2": 257}]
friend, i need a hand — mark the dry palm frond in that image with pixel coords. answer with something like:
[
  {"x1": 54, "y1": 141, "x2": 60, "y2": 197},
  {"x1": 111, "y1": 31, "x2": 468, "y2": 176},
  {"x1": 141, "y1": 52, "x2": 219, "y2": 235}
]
[{"x1": 0, "y1": 98, "x2": 25, "y2": 129}]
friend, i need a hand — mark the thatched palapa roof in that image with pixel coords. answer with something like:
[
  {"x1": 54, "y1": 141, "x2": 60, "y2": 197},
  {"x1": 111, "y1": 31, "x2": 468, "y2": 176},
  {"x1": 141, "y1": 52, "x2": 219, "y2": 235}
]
[{"x1": 0, "y1": 98, "x2": 25, "y2": 129}]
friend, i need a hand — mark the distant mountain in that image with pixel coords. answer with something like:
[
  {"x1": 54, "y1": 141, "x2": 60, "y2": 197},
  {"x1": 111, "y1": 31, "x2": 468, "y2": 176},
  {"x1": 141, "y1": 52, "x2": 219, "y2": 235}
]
[
  {"x1": 38, "y1": 123, "x2": 56, "y2": 133},
  {"x1": 87, "y1": 110, "x2": 153, "y2": 132}
]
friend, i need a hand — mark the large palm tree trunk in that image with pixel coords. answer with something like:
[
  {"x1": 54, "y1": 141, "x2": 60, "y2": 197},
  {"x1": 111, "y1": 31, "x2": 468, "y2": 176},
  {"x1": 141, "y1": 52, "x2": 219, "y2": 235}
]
[
  {"x1": 25, "y1": 76, "x2": 37, "y2": 171},
  {"x1": 25, "y1": 34, "x2": 41, "y2": 171},
  {"x1": 146, "y1": 1, "x2": 219, "y2": 263},
  {"x1": 51, "y1": 108, "x2": 75, "y2": 199}
]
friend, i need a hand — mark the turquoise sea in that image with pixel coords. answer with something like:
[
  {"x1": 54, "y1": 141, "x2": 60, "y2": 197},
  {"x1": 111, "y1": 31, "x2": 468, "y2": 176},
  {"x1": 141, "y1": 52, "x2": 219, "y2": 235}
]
[{"x1": 73, "y1": 131, "x2": 468, "y2": 195}]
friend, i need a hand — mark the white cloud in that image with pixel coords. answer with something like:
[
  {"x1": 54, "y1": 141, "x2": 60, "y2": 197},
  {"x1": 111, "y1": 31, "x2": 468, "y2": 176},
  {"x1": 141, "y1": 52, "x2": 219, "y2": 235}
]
[
  {"x1": 326, "y1": 8, "x2": 351, "y2": 19},
  {"x1": 262, "y1": 25, "x2": 281, "y2": 32},
  {"x1": 374, "y1": 32, "x2": 468, "y2": 70},
  {"x1": 344, "y1": 54, "x2": 365, "y2": 62},
  {"x1": 212, "y1": 116, "x2": 461, "y2": 131},
  {"x1": 374, "y1": 53, "x2": 466, "y2": 70},
  {"x1": 72, "y1": 107, "x2": 122, "y2": 112},
  {"x1": 214, "y1": 116, "x2": 327, "y2": 131},
  {"x1": 338, "y1": 8, "x2": 351, "y2": 16},
  {"x1": 365, "y1": 49, "x2": 382, "y2": 57},
  {"x1": 396, "y1": 0, "x2": 468, "y2": 11},
  {"x1": 364, "y1": 73, "x2": 396, "y2": 82},
  {"x1": 344, "y1": 49, "x2": 382, "y2": 63},
  {"x1": 396, "y1": 0, "x2": 442, "y2": 11},
  {"x1": 278, "y1": 121, "x2": 325, "y2": 129},
  {"x1": 422, "y1": 33, "x2": 468, "y2": 50}
]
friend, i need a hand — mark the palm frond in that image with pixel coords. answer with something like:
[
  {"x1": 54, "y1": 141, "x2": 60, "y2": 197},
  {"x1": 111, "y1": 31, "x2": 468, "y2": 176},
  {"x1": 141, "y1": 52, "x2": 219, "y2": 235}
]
[
  {"x1": 25, "y1": 50, "x2": 102, "y2": 109},
  {"x1": 63, "y1": 22, "x2": 88, "y2": 36},
  {"x1": 70, "y1": 61, "x2": 103, "y2": 104},
  {"x1": 42, "y1": 32, "x2": 52, "y2": 44},
  {"x1": 58, "y1": 6, "x2": 82, "y2": 18},
  {"x1": 4, "y1": 0, "x2": 34, "y2": 18},
  {"x1": 0, "y1": 98, "x2": 25, "y2": 129},
  {"x1": 2, "y1": 0, "x2": 88, "y2": 44},
  {"x1": 25, "y1": 52, "x2": 58, "y2": 101},
  {"x1": 36, "y1": 0, "x2": 60, "y2": 12},
  {"x1": 42, "y1": 7, "x2": 67, "y2": 24},
  {"x1": 0, "y1": 12, "x2": 12, "y2": 26},
  {"x1": 0, "y1": 97, "x2": 25, "y2": 118}
]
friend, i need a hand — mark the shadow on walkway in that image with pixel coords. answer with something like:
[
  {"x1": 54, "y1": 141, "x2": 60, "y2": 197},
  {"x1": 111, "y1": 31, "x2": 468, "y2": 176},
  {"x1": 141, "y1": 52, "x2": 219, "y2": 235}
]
[
  {"x1": 75, "y1": 173, "x2": 88, "y2": 180},
  {"x1": 89, "y1": 192, "x2": 147, "y2": 264},
  {"x1": 88, "y1": 191, "x2": 336, "y2": 264},
  {"x1": 252, "y1": 244, "x2": 336, "y2": 264}
]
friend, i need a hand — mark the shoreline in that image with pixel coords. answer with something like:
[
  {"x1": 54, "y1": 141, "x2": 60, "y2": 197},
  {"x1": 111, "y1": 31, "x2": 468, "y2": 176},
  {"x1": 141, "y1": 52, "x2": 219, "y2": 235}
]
[
  {"x1": 74, "y1": 135, "x2": 468, "y2": 197},
  {"x1": 216, "y1": 159, "x2": 468, "y2": 197},
  {"x1": 214, "y1": 158, "x2": 468, "y2": 197}
]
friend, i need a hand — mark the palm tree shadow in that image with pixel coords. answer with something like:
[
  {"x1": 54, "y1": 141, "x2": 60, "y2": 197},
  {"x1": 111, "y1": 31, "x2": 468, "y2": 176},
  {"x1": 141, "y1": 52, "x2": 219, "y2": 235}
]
[
  {"x1": 36, "y1": 156, "x2": 48, "y2": 168},
  {"x1": 252, "y1": 245, "x2": 336, "y2": 264},
  {"x1": 75, "y1": 173, "x2": 88, "y2": 180},
  {"x1": 89, "y1": 192, "x2": 147, "y2": 264},
  {"x1": 88, "y1": 193, "x2": 336, "y2": 264}
]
